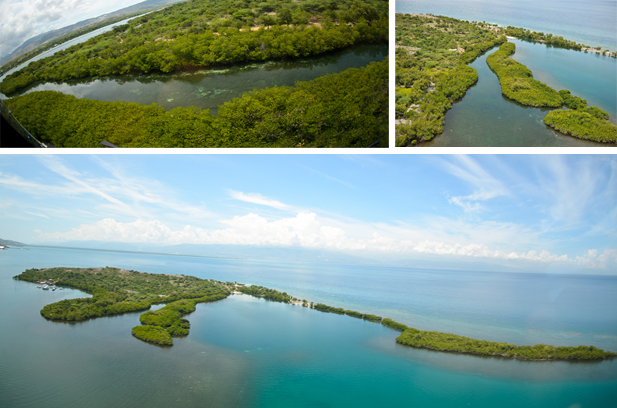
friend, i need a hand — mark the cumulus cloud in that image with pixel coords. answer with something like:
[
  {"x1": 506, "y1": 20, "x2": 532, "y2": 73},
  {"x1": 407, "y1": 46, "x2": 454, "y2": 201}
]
[{"x1": 34, "y1": 214, "x2": 615, "y2": 269}]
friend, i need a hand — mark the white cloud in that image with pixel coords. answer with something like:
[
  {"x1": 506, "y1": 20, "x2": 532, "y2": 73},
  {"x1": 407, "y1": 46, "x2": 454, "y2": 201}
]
[
  {"x1": 33, "y1": 213, "x2": 616, "y2": 270},
  {"x1": 229, "y1": 191, "x2": 289, "y2": 210}
]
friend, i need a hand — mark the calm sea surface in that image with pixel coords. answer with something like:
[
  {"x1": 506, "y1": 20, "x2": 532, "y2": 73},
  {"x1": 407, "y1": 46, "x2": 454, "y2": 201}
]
[
  {"x1": 2, "y1": 44, "x2": 387, "y2": 115},
  {"x1": 1, "y1": 246, "x2": 616, "y2": 407}
]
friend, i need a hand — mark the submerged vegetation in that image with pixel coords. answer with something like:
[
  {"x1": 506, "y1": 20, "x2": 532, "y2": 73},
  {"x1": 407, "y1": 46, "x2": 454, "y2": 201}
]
[
  {"x1": 16, "y1": 267, "x2": 617, "y2": 359},
  {"x1": 0, "y1": 0, "x2": 388, "y2": 148},
  {"x1": 395, "y1": 13, "x2": 615, "y2": 146},
  {"x1": 3, "y1": 59, "x2": 388, "y2": 147}
]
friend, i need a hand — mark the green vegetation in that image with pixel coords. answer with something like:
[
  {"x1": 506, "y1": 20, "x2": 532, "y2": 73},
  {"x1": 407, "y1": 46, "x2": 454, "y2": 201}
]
[
  {"x1": 486, "y1": 42, "x2": 562, "y2": 107},
  {"x1": 3, "y1": 59, "x2": 387, "y2": 147},
  {"x1": 381, "y1": 318, "x2": 409, "y2": 332},
  {"x1": 486, "y1": 46, "x2": 616, "y2": 143},
  {"x1": 544, "y1": 110, "x2": 617, "y2": 143},
  {"x1": 132, "y1": 325, "x2": 173, "y2": 346},
  {"x1": 503, "y1": 27, "x2": 588, "y2": 51},
  {"x1": 396, "y1": 328, "x2": 617, "y2": 360},
  {"x1": 0, "y1": 0, "x2": 387, "y2": 96},
  {"x1": 17, "y1": 267, "x2": 616, "y2": 359},
  {"x1": 394, "y1": 13, "x2": 506, "y2": 146},
  {"x1": 15, "y1": 267, "x2": 230, "y2": 346},
  {"x1": 236, "y1": 285, "x2": 293, "y2": 302},
  {"x1": 541, "y1": 90, "x2": 616, "y2": 143}
]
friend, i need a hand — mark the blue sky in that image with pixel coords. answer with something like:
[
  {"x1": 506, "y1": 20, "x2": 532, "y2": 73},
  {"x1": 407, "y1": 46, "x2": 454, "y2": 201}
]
[{"x1": 0, "y1": 154, "x2": 615, "y2": 274}]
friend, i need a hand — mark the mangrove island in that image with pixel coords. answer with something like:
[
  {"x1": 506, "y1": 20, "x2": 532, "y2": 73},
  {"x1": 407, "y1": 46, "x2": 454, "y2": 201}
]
[{"x1": 14, "y1": 267, "x2": 617, "y2": 360}]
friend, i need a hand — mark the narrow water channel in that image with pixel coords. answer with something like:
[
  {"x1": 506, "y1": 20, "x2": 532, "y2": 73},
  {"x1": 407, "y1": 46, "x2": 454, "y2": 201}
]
[
  {"x1": 4, "y1": 43, "x2": 387, "y2": 115},
  {"x1": 426, "y1": 40, "x2": 616, "y2": 147}
]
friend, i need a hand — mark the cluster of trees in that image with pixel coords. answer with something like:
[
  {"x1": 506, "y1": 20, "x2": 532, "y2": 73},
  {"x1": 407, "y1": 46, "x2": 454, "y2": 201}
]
[
  {"x1": 396, "y1": 329, "x2": 617, "y2": 360},
  {"x1": 237, "y1": 285, "x2": 293, "y2": 303},
  {"x1": 313, "y1": 303, "x2": 382, "y2": 322},
  {"x1": 16, "y1": 267, "x2": 230, "y2": 325},
  {"x1": 544, "y1": 110, "x2": 617, "y2": 143},
  {"x1": 131, "y1": 325, "x2": 174, "y2": 346},
  {"x1": 0, "y1": 0, "x2": 387, "y2": 95},
  {"x1": 134, "y1": 293, "x2": 226, "y2": 346},
  {"x1": 4, "y1": 60, "x2": 388, "y2": 148},
  {"x1": 380, "y1": 318, "x2": 409, "y2": 332},
  {"x1": 486, "y1": 42, "x2": 563, "y2": 107},
  {"x1": 503, "y1": 27, "x2": 588, "y2": 51},
  {"x1": 394, "y1": 13, "x2": 506, "y2": 146},
  {"x1": 484, "y1": 45, "x2": 616, "y2": 143}
]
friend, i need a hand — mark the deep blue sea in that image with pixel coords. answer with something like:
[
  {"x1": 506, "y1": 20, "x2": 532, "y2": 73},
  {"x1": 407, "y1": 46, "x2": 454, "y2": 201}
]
[{"x1": 1, "y1": 246, "x2": 616, "y2": 407}]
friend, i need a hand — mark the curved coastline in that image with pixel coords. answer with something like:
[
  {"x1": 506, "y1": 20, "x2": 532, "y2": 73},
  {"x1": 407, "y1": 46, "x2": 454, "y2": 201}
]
[{"x1": 15, "y1": 266, "x2": 617, "y2": 360}]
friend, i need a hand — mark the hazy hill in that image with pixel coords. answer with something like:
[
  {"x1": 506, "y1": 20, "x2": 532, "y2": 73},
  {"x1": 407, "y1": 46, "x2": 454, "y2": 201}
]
[
  {"x1": 0, "y1": 0, "x2": 188, "y2": 66},
  {"x1": 0, "y1": 238, "x2": 28, "y2": 246}
]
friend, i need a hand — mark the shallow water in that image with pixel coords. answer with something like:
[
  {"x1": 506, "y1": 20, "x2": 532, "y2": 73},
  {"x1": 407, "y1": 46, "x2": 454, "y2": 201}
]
[{"x1": 426, "y1": 40, "x2": 616, "y2": 147}]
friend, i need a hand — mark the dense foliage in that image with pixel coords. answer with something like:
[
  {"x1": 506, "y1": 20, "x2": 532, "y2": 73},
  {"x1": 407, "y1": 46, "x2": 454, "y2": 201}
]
[
  {"x1": 15, "y1": 267, "x2": 230, "y2": 346},
  {"x1": 396, "y1": 329, "x2": 617, "y2": 360},
  {"x1": 486, "y1": 42, "x2": 563, "y2": 107},
  {"x1": 0, "y1": 0, "x2": 387, "y2": 95},
  {"x1": 544, "y1": 110, "x2": 617, "y2": 144},
  {"x1": 381, "y1": 318, "x2": 409, "y2": 332},
  {"x1": 314, "y1": 303, "x2": 382, "y2": 322},
  {"x1": 4, "y1": 59, "x2": 387, "y2": 147},
  {"x1": 132, "y1": 325, "x2": 173, "y2": 346},
  {"x1": 394, "y1": 13, "x2": 505, "y2": 146},
  {"x1": 237, "y1": 285, "x2": 293, "y2": 302},
  {"x1": 504, "y1": 27, "x2": 587, "y2": 51}
]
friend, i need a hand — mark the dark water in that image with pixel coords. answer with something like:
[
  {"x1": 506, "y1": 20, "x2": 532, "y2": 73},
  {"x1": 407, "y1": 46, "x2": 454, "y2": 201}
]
[
  {"x1": 4, "y1": 44, "x2": 387, "y2": 115},
  {"x1": 1, "y1": 246, "x2": 616, "y2": 407},
  {"x1": 427, "y1": 40, "x2": 616, "y2": 147},
  {"x1": 396, "y1": 0, "x2": 617, "y2": 51}
]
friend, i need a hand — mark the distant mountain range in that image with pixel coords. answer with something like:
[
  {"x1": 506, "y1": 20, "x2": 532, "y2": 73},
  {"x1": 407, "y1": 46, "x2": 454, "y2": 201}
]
[
  {"x1": 19, "y1": 239, "x2": 532, "y2": 274},
  {"x1": 0, "y1": 0, "x2": 187, "y2": 66},
  {"x1": 0, "y1": 238, "x2": 28, "y2": 247}
]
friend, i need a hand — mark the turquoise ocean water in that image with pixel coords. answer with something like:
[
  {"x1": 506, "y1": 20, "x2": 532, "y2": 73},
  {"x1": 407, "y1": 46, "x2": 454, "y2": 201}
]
[{"x1": 1, "y1": 246, "x2": 616, "y2": 407}]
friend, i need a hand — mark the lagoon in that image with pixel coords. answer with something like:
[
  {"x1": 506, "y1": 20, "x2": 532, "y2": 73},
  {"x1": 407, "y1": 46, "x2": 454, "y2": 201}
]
[{"x1": 1, "y1": 246, "x2": 616, "y2": 407}]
